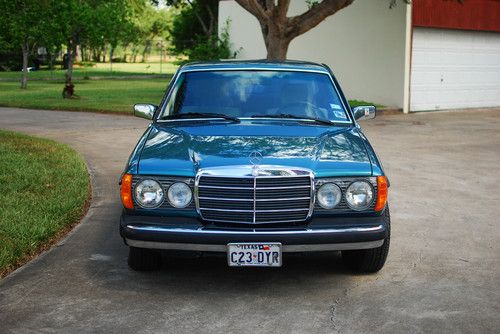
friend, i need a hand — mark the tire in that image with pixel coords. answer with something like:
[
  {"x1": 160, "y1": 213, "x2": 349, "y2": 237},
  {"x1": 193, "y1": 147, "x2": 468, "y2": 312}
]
[
  {"x1": 128, "y1": 246, "x2": 162, "y2": 271},
  {"x1": 341, "y1": 205, "x2": 391, "y2": 273}
]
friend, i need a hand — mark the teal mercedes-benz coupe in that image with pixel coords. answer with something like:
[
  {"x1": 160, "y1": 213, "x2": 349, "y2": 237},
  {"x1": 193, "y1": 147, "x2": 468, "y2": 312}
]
[{"x1": 119, "y1": 60, "x2": 390, "y2": 272}]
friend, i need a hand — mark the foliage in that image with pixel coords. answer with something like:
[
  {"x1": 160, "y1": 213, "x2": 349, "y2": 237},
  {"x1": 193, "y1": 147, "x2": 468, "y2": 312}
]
[
  {"x1": 0, "y1": 0, "x2": 62, "y2": 52},
  {"x1": 184, "y1": 20, "x2": 240, "y2": 62},
  {"x1": 0, "y1": 0, "x2": 63, "y2": 87},
  {"x1": 0, "y1": 62, "x2": 178, "y2": 80},
  {"x1": 46, "y1": 0, "x2": 138, "y2": 96},
  {"x1": 128, "y1": 3, "x2": 173, "y2": 62},
  {"x1": 0, "y1": 130, "x2": 89, "y2": 277},
  {"x1": 168, "y1": 0, "x2": 219, "y2": 56}
]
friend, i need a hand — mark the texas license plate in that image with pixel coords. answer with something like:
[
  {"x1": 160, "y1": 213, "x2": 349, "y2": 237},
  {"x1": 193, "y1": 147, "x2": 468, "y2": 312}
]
[{"x1": 227, "y1": 243, "x2": 282, "y2": 267}]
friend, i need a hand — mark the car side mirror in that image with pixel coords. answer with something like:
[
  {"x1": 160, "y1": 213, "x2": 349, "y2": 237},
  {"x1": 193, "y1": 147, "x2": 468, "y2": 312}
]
[
  {"x1": 352, "y1": 106, "x2": 376, "y2": 121},
  {"x1": 134, "y1": 103, "x2": 157, "y2": 120}
]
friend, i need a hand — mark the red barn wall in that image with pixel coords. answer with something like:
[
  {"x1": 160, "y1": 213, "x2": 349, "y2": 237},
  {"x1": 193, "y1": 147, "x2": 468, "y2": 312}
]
[{"x1": 412, "y1": 0, "x2": 500, "y2": 32}]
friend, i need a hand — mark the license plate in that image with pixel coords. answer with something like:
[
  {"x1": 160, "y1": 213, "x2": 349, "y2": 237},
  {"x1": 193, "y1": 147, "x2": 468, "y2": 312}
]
[{"x1": 227, "y1": 243, "x2": 282, "y2": 267}]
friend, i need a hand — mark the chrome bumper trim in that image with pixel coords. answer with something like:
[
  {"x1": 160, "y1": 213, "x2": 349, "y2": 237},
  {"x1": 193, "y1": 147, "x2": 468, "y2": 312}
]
[
  {"x1": 125, "y1": 239, "x2": 384, "y2": 252},
  {"x1": 125, "y1": 224, "x2": 384, "y2": 235}
]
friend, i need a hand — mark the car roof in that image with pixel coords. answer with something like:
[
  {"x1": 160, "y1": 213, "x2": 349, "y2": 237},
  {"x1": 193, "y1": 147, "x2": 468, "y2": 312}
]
[{"x1": 179, "y1": 59, "x2": 331, "y2": 74}]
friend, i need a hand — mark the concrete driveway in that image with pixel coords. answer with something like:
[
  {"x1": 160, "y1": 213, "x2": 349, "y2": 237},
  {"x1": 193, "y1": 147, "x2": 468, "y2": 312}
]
[{"x1": 0, "y1": 107, "x2": 499, "y2": 333}]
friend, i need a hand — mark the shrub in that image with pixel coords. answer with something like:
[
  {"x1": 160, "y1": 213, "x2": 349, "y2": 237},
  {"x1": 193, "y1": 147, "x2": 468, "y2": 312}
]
[{"x1": 183, "y1": 20, "x2": 241, "y2": 63}]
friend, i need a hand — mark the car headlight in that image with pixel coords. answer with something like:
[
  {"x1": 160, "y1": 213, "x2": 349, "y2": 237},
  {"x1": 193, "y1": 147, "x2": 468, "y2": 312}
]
[
  {"x1": 345, "y1": 181, "x2": 374, "y2": 211},
  {"x1": 317, "y1": 183, "x2": 342, "y2": 209},
  {"x1": 134, "y1": 179, "x2": 164, "y2": 208},
  {"x1": 167, "y1": 182, "x2": 192, "y2": 208}
]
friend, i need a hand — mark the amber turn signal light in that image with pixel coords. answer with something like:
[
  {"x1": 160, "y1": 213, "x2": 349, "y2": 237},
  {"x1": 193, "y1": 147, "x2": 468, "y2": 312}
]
[
  {"x1": 375, "y1": 176, "x2": 388, "y2": 211},
  {"x1": 120, "y1": 173, "x2": 134, "y2": 209}
]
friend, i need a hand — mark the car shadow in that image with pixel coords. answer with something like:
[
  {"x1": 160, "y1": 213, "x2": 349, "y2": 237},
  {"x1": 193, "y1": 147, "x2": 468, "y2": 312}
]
[{"x1": 87, "y1": 249, "x2": 362, "y2": 296}]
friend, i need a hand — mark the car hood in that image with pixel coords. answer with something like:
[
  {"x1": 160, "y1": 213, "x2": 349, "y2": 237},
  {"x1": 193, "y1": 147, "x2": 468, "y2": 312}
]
[{"x1": 138, "y1": 121, "x2": 373, "y2": 178}]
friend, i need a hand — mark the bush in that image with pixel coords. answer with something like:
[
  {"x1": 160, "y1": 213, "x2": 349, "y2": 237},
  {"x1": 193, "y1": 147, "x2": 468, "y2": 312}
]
[
  {"x1": 183, "y1": 20, "x2": 241, "y2": 63},
  {"x1": 75, "y1": 61, "x2": 96, "y2": 68},
  {"x1": 0, "y1": 51, "x2": 23, "y2": 71}
]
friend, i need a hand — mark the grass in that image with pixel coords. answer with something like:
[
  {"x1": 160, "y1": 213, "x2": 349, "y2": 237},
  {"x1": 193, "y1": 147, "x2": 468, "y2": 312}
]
[
  {"x1": 349, "y1": 99, "x2": 385, "y2": 109},
  {"x1": 0, "y1": 78, "x2": 171, "y2": 114},
  {"x1": 0, "y1": 130, "x2": 90, "y2": 277},
  {"x1": 0, "y1": 62, "x2": 178, "y2": 81}
]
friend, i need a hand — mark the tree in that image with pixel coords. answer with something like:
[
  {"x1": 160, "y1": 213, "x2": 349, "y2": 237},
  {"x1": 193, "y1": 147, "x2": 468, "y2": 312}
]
[
  {"x1": 136, "y1": 4, "x2": 172, "y2": 62},
  {"x1": 233, "y1": 0, "x2": 410, "y2": 60},
  {"x1": 166, "y1": 0, "x2": 219, "y2": 56},
  {"x1": 56, "y1": 0, "x2": 134, "y2": 97},
  {"x1": 0, "y1": 0, "x2": 59, "y2": 89}
]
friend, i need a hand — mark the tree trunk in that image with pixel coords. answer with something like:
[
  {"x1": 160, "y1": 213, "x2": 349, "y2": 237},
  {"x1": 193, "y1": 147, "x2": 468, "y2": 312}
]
[
  {"x1": 264, "y1": 33, "x2": 290, "y2": 60},
  {"x1": 21, "y1": 44, "x2": 29, "y2": 89},
  {"x1": 260, "y1": 21, "x2": 290, "y2": 61},
  {"x1": 63, "y1": 42, "x2": 76, "y2": 99},
  {"x1": 142, "y1": 41, "x2": 151, "y2": 63},
  {"x1": 234, "y1": 0, "x2": 356, "y2": 61},
  {"x1": 122, "y1": 44, "x2": 128, "y2": 62},
  {"x1": 65, "y1": 44, "x2": 74, "y2": 84},
  {"x1": 110, "y1": 47, "x2": 114, "y2": 72}
]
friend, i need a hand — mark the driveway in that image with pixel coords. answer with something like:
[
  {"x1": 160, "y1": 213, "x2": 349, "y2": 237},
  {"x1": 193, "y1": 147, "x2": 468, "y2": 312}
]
[{"x1": 0, "y1": 107, "x2": 499, "y2": 333}]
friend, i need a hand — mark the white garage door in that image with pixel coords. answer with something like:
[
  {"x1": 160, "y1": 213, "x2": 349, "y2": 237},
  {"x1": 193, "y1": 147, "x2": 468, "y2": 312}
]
[{"x1": 410, "y1": 27, "x2": 500, "y2": 111}]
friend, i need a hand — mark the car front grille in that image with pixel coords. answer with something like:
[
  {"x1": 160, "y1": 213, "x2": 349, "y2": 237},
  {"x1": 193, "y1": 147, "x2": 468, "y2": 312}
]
[{"x1": 196, "y1": 167, "x2": 314, "y2": 224}]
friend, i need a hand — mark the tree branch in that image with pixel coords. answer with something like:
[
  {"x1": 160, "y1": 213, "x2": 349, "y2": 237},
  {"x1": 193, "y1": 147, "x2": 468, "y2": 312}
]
[
  {"x1": 186, "y1": 0, "x2": 210, "y2": 36},
  {"x1": 205, "y1": 2, "x2": 216, "y2": 36},
  {"x1": 286, "y1": 0, "x2": 355, "y2": 38},
  {"x1": 276, "y1": 0, "x2": 291, "y2": 19},
  {"x1": 234, "y1": 0, "x2": 270, "y2": 22},
  {"x1": 265, "y1": 0, "x2": 274, "y2": 11}
]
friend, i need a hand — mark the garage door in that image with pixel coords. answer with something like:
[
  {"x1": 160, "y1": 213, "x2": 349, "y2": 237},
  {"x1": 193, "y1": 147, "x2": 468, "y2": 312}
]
[{"x1": 410, "y1": 27, "x2": 500, "y2": 111}]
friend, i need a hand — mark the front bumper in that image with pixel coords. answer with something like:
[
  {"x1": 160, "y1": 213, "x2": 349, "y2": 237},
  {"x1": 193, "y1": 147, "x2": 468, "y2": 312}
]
[{"x1": 120, "y1": 213, "x2": 388, "y2": 252}]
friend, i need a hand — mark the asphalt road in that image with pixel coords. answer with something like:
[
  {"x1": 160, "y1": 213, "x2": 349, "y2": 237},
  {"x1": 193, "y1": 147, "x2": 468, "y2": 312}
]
[{"x1": 0, "y1": 107, "x2": 499, "y2": 334}]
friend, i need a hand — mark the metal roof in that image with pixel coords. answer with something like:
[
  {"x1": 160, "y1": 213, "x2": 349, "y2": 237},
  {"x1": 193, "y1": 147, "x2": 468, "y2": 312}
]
[{"x1": 179, "y1": 59, "x2": 330, "y2": 74}]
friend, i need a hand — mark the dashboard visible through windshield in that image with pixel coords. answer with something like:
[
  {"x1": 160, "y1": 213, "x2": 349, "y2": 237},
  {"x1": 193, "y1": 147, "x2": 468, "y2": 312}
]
[{"x1": 159, "y1": 70, "x2": 351, "y2": 123}]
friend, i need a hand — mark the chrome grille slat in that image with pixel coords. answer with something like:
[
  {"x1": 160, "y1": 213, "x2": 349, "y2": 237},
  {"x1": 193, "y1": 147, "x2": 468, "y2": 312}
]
[
  {"x1": 198, "y1": 196, "x2": 310, "y2": 202},
  {"x1": 199, "y1": 208, "x2": 310, "y2": 213},
  {"x1": 195, "y1": 166, "x2": 314, "y2": 225},
  {"x1": 199, "y1": 197, "x2": 254, "y2": 201},
  {"x1": 198, "y1": 188, "x2": 254, "y2": 199},
  {"x1": 198, "y1": 185, "x2": 310, "y2": 190},
  {"x1": 198, "y1": 185, "x2": 254, "y2": 189}
]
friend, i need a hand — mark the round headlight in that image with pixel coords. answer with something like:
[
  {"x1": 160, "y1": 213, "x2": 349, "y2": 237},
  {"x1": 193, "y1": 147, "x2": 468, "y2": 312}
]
[
  {"x1": 167, "y1": 182, "x2": 192, "y2": 208},
  {"x1": 317, "y1": 183, "x2": 342, "y2": 209},
  {"x1": 345, "y1": 181, "x2": 374, "y2": 211},
  {"x1": 134, "y1": 179, "x2": 164, "y2": 208}
]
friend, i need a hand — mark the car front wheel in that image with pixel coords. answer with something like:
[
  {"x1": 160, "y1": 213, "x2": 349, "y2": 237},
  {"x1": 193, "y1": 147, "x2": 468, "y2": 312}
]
[
  {"x1": 128, "y1": 246, "x2": 162, "y2": 271},
  {"x1": 341, "y1": 206, "x2": 391, "y2": 273}
]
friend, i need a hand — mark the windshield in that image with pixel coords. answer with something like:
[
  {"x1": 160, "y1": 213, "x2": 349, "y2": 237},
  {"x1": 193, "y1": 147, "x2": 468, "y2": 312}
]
[{"x1": 160, "y1": 70, "x2": 350, "y2": 123}]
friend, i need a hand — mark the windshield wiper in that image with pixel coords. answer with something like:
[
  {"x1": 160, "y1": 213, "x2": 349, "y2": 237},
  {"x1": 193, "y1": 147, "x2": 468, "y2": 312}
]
[
  {"x1": 250, "y1": 113, "x2": 336, "y2": 126},
  {"x1": 161, "y1": 112, "x2": 240, "y2": 123}
]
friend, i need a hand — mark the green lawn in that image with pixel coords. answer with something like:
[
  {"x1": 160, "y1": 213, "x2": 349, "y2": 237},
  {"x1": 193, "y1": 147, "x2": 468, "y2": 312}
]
[
  {"x1": 0, "y1": 78, "x2": 171, "y2": 114},
  {"x1": 349, "y1": 99, "x2": 385, "y2": 109},
  {"x1": 0, "y1": 62, "x2": 178, "y2": 81},
  {"x1": 0, "y1": 130, "x2": 90, "y2": 277}
]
